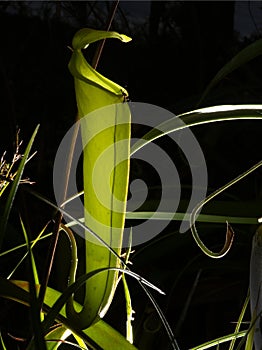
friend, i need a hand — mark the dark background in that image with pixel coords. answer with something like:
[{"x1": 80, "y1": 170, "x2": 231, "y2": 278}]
[{"x1": 0, "y1": 1, "x2": 262, "y2": 349}]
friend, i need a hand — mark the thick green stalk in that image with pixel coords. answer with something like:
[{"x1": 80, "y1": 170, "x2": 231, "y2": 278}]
[{"x1": 66, "y1": 28, "x2": 131, "y2": 329}]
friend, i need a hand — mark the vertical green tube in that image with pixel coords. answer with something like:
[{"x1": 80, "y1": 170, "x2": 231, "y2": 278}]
[{"x1": 67, "y1": 28, "x2": 131, "y2": 329}]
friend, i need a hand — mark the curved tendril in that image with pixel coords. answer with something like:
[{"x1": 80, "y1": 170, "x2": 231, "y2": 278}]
[{"x1": 190, "y1": 159, "x2": 262, "y2": 258}]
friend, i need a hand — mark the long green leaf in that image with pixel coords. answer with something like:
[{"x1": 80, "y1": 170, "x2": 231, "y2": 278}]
[
  {"x1": 122, "y1": 229, "x2": 134, "y2": 344},
  {"x1": 131, "y1": 105, "x2": 262, "y2": 156},
  {"x1": 198, "y1": 39, "x2": 262, "y2": 106},
  {"x1": 20, "y1": 217, "x2": 46, "y2": 350},
  {"x1": 126, "y1": 211, "x2": 259, "y2": 225},
  {"x1": 67, "y1": 28, "x2": 131, "y2": 328},
  {"x1": 0, "y1": 332, "x2": 7, "y2": 350},
  {"x1": 190, "y1": 330, "x2": 247, "y2": 350},
  {"x1": 0, "y1": 125, "x2": 39, "y2": 250},
  {"x1": 20, "y1": 217, "x2": 40, "y2": 285},
  {"x1": 229, "y1": 292, "x2": 250, "y2": 350}
]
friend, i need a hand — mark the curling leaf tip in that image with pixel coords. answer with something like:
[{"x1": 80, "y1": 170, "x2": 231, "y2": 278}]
[{"x1": 72, "y1": 28, "x2": 132, "y2": 50}]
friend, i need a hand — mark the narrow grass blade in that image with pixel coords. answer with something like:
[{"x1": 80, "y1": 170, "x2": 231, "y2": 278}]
[
  {"x1": 244, "y1": 324, "x2": 254, "y2": 350},
  {"x1": 126, "y1": 211, "x2": 259, "y2": 225},
  {"x1": 0, "y1": 231, "x2": 52, "y2": 258},
  {"x1": 122, "y1": 274, "x2": 134, "y2": 344},
  {"x1": 228, "y1": 291, "x2": 250, "y2": 350},
  {"x1": 20, "y1": 217, "x2": 40, "y2": 285},
  {"x1": 0, "y1": 125, "x2": 39, "y2": 250},
  {"x1": 7, "y1": 221, "x2": 51, "y2": 279},
  {"x1": 190, "y1": 330, "x2": 247, "y2": 350},
  {"x1": 20, "y1": 217, "x2": 46, "y2": 350},
  {"x1": 0, "y1": 332, "x2": 7, "y2": 350},
  {"x1": 122, "y1": 229, "x2": 135, "y2": 343}
]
